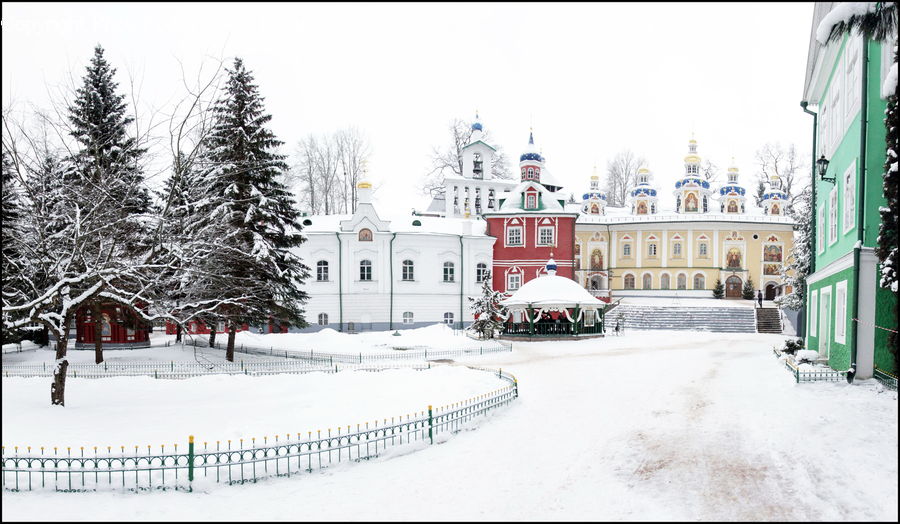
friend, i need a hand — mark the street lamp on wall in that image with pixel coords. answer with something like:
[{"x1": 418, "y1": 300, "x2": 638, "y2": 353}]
[{"x1": 816, "y1": 154, "x2": 835, "y2": 183}]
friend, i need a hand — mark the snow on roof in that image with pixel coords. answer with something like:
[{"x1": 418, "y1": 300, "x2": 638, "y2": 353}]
[
  {"x1": 575, "y1": 204, "x2": 794, "y2": 225},
  {"x1": 494, "y1": 181, "x2": 570, "y2": 213},
  {"x1": 502, "y1": 273, "x2": 605, "y2": 308},
  {"x1": 300, "y1": 212, "x2": 489, "y2": 236},
  {"x1": 815, "y1": 2, "x2": 879, "y2": 44}
]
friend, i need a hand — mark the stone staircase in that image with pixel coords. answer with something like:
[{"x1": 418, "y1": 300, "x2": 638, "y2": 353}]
[
  {"x1": 755, "y1": 307, "x2": 783, "y2": 334},
  {"x1": 607, "y1": 304, "x2": 757, "y2": 333}
]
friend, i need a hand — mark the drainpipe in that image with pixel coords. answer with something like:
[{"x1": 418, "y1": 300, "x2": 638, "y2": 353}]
[
  {"x1": 459, "y1": 235, "x2": 464, "y2": 330},
  {"x1": 800, "y1": 101, "x2": 818, "y2": 275},
  {"x1": 389, "y1": 233, "x2": 397, "y2": 330},
  {"x1": 848, "y1": 39, "x2": 869, "y2": 384},
  {"x1": 335, "y1": 232, "x2": 343, "y2": 332}
]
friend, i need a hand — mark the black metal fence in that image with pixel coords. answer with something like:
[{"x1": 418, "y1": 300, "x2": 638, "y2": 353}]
[{"x1": 874, "y1": 368, "x2": 898, "y2": 391}]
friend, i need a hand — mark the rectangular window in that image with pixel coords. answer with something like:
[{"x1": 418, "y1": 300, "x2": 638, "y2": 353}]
[
  {"x1": 526, "y1": 193, "x2": 537, "y2": 209},
  {"x1": 623, "y1": 243, "x2": 631, "y2": 257},
  {"x1": 843, "y1": 162, "x2": 855, "y2": 233},
  {"x1": 829, "y1": 187, "x2": 838, "y2": 245},
  {"x1": 819, "y1": 104, "x2": 829, "y2": 157},
  {"x1": 698, "y1": 242, "x2": 708, "y2": 257},
  {"x1": 835, "y1": 281, "x2": 847, "y2": 344},
  {"x1": 538, "y1": 226, "x2": 554, "y2": 246},
  {"x1": 673, "y1": 242, "x2": 682, "y2": 256},
  {"x1": 583, "y1": 310, "x2": 595, "y2": 327},
  {"x1": 817, "y1": 205, "x2": 826, "y2": 254},
  {"x1": 507, "y1": 273, "x2": 521, "y2": 291},
  {"x1": 829, "y1": 60, "x2": 843, "y2": 151},
  {"x1": 507, "y1": 226, "x2": 523, "y2": 246},
  {"x1": 845, "y1": 35, "x2": 861, "y2": 118},
  {"x1": 810, "y1": 289, "x2": 818, "y2": 334},
  {"x1": 648, "y1": 243, "x2": 657, "y2": 256}
]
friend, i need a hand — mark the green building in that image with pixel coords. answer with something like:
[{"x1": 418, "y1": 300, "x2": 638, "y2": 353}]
[{"x1": 800, "y1": 3, "x2": 897, "y2": 378}]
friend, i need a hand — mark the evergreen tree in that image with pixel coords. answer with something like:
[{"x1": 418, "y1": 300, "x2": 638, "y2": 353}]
[
  {"x1": 876, "y1": 45, "x2": 898, "y2": 367},
  {"x1": 776, "y1": 185, "x2": 812, "y2": 311},
  {"x1": 742, "y1": 277, "x2": 755, "y2": 300},
  {"x1": 1, "y1": 151, "x2": 25, "y2": 344},
  {"x1": 199, "y1": 57, "x2": 309, "y2": 360},
  {"x1": 468, "y1": 271, "x2": 507, "y2": 339},
  {"x1": 711, "y1": 278, "x2": 724, "y2": 299}
]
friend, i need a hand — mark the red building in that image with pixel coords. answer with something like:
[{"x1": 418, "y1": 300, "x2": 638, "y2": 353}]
[
  {"x1": 483, "y1": 132, "x2": 578, "y2": 293},
  {"x1": 75, "y1": 301, "x2": 151, "y2": 349}
]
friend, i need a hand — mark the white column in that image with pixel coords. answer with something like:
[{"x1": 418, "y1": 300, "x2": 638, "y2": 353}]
[
  {"x1": 687, "y1": 229, "x2": 693, "y2": 268},
  {"x1": 636, "y1": 230, "x2": 642, "y2": 268},
  {"x1": 661, "y1": 232, "x2": 668, "y2": 268},
  {"x1": 713, "y1": 229, "x2": 719, "y2": 270}
]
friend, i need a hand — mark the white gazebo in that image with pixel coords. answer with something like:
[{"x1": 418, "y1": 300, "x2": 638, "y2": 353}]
[{"x1": 501, "y1": 258, "x2": 607, "y2": 339}]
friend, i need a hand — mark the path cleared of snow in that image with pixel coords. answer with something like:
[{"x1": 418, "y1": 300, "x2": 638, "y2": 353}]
[
  {"x1": 618, "y1": 296, "x2": 758, "y2": 308},
  {"x1": 2, "y1": 330, "x2": 896, "y2": 521}
]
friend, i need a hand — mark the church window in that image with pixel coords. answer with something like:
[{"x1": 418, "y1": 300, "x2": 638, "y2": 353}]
[
  {"x1": 702, "y1": 196, "x2": 708, "y2": 212},
  {"x1": 673, "y1": 242, "x2": 682, "y2": 257},
  {"x1": 660, "y1": 274, "x2": 670, "y2": 289},
  {"x1": 526, "y1": 193, "x2": 537, "y2": 209},
  {"x1": 623, "y1": 243, "x2": 631, "y2": 257},
  {"x1": 648, "y1": 243, "x2": 657, "y2": 256},
  {"x1": 693, "y1": 274, "x2": 705, "y2": 289},
  {"x1": 538, "y1": 226, "x2": 554, "y2": 246},
  {"x1": 359, "y1": 260, "x2": 372, "y2": 281},
  {"x1": 699, "y1": 242, "x2": 708, "y2": 257},
  {"x1": 677, "y1": 274, "x2": 687, "y2": 290},
  {"x1": 590, "y1": 249, "x2": 603, "y2": 270},
  {"x1": 527, "y1": 168, "x2": 534, "y2": 178},
  {"x1": 443, "y1": 262, "x2": 455, "y2": 282},
  {"x1": 507, "y1": 273, "x2": 521, "y2": 291},
  {"x1": 443, "y1": 312, "x2": 455, "y2": 325},
  {"x1": 624, "y1": 274, "x2": 635, "y2": 289},
  {"x1": 843, "y1": 166, "x2": 855, "y2": 233},
  {"x1": 829, "y1": 187, "x2": 838, "y2": 244},
  {"x1": 642, "y1": 273, "x2": 652, "y2": 290},
  {"x1": 476, "y1": 263, "x2": 488, "y2": 283},
  {"x1": 507, "y1": 226, "x2": 523, "y2": 246},
  {"x1": 358, "y1": 228, "x2": 373, "y2": 241},
  {"x1": 317, "y1": 313, "x2": 328, "y2": 326},
  {"x1": 688, "y1": 165, "x2": 698, "y2": 174},
  {"x1": 403, "y1": 311, "x2": 414, "y2": 324},
  {"x1": 402, "y1": 260, "x2": 415, "y2": 281},
  {"x1": 316, "y1": 260, "x2": 329, "y2": 281}
]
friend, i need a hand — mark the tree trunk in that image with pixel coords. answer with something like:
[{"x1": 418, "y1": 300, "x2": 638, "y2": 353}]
[
  {"x1": 93, "y1": 301, "x2": 104, "y2": 364},
  {"x1": 226, "y1": 322, "x2": 237, "y2": 362},
  {"x1": 208, "y1": 321, "x2": 217, "y2": 348},
  {"x1": 51, "y1": 314, "x2": 72, "y2": 406},
  {"x1": 175, "y1": 323, "x2": 182, "y2": 343}
]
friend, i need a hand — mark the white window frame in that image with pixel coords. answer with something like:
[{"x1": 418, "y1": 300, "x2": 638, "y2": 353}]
[
  {"x1": 402, "y1": 311, "x2": 414, "y2": 325},
  {"x1": 642, "y1": 273, "x2": 652, "y2": 290},
  {"x1": 623, "y1": 273, "x2": 636, "y2": 289},
  {"x1": 316, "y1": 260, "x2": 329, "y2": 282},
  {"x1": 828, "y1": 57, "x2": 844, "y2": 152},
  {"x1": 537, "y1": 226, "x2": 555, "y2": 246},
  {"x1": 443, "y1": 312, "x2": 454, "y2": 325},
  {"x1": 317, "y1": 313, "x2": 328, "y2": 326},
  {"x1": 526, "y1": 193, "x2": 537, "y2": 209},
  {"x1": 443, "y1": 261, "x2": 455, "y2": 283},
  {"x1": 698, "y1": 242, "x2": 708, "y2": 257},
  {"x1": 623, "y1": 243, "x2": 632, "y2": 257},
  {"x1": 693, "y1": 274, "x2": 705, "y2": 290},
  {"x1": 507, "y1": 273, "x2": 521, "y2": 291},
  {"x1": 834, "y1": 280, "x2": 847, "y2": 344},
  {"x1": 810, "y1": 289, "x2": 818, "y2": 334},
  {"x1": 648, "y1": 243, "x2": 657, "y2": 257},
  {"x1": 844, "y1": 34, "x2": 861, "y2": 119},
  {"x1": 359, "y1": 260, "x2": 372, "y2": 281},
  {"x1": 476, "y1": 262, "x2": 488, "y2": 283},
  {"x1": 506, "y1": 225, "x2": 523, "y2": 246},
  {"x1": 583, "y1": 310, "x2": 595, "y2": 327},
  {"x1": 673, "y1": 242, "x2": 682, "y2": 257},
  {"x1": 842, "y1": 162, "x2": 856, "y2": 234},
  {"x1": 829, "y1": 186, "x2": 838, "y2": 245},
  {"x1": 817, "y1": 205, "x2": 826, "y2": 254},
  {"x1": 402, "y1": 259, "x2": 414, "y2": 281},
  {"x1": 677, "y1": 273, "x2": 687, "y2": 290}
]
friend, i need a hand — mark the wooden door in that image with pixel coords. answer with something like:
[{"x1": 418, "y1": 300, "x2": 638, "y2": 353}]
[{"x1": 726, "y1": 276, "x2": 742, "y2": 298}]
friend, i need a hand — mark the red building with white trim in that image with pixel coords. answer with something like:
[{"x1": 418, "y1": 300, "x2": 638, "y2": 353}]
[{"x1": 483, "y1": 132, "x2": 578, "y2": 293}]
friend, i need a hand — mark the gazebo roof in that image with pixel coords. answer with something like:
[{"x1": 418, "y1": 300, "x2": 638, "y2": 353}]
[{"x1": 502, "y1": 273, "x2": 604, "y2": 308}]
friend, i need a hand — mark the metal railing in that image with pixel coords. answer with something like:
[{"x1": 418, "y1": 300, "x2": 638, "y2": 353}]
[
  {"x1": 874, "y1": 368, "x2": 898, "y2": 391},
  {"x1": 1, "y1": 360, "x2": 433, "y2": 379},
  {"x1": 778, "y1": 352, "x2": 847, "y2": 383},
  {"x1": 2, "y1": 367, "x2": 518, "y2": 492},
  {"x1": 183, "y1": 338, "x2": 513, "y2": 365},
  {"x1": 502, "y1": 320, "x2": 604, "y2": 337}
]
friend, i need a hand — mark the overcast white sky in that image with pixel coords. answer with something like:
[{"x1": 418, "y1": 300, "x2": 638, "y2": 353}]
[{"x1": 2, "y1": 2, "x2": 816, "y2": 213}]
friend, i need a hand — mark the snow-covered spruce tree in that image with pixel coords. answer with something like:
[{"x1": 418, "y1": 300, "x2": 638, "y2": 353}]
[
  {"x1": 66, "y1": 44, "x2": 152, "y2": 364},
  {"x1": 1, "y1": 150, "x2": 28, "y2": 344},
  {"x1": 775, "y1": 185, "x2": 812, "y2": 311},
  {"x1": 876, "y1": 46, "x2": 898, "y2": 366},
  {"x1": 199, "y1": 58, "x2": 309, "y2": 361},
  {"x1": 742, "y1": 277, "x2": 755, "y2": 300},
  {"x1": 711, "y1": 278, "x2": 724, "y2": 299},
  {"x1": 468, "y1": 271, "x2": 507, "y2": 339}
]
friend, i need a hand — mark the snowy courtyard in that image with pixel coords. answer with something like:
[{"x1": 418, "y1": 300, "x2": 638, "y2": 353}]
[{"x1": 2, "y1": 329, "x2": 896, "y2": 521}]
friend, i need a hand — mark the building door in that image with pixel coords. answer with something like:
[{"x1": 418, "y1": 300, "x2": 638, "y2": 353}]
[
  {"x1": 819, "y1": 290, "x2": 831, "y2": 361},
  {"x1": 725, "y1": 276, "x2": 742, "y2": 298},
  {"x1": 765, "y1": 283, "x2": 777, "y2": 300}
]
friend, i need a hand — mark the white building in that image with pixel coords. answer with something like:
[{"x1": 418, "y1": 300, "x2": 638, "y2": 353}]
[{"x1": 295, "y1": 180, "x2": 496, "y2": 332}]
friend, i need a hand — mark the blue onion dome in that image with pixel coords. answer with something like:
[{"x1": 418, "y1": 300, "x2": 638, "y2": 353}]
[
  {"x1": 719, "y1": 185, "x2": 747, "y2": 196},
  {"x1": 546, "y1": 257, "x2": 558, "y2": 272},
  {"x1": 675, "y1": 177, "x2": 710, "y2": 190},
  {"x1": 582, "y1": 191, "x2": 608, "y2": 201},
  {"x1": 471, "y1": 121, "x2": 483, "y2": 131},
  {"x1": 631, "y1": 187, "x2": 657, "y2": 197},
  {"x1": 761, "y1": 174, "x2": 787, "y2": 200},
  {"x1": 519, "y1": 131, "x2": 544, "y2": 163}
]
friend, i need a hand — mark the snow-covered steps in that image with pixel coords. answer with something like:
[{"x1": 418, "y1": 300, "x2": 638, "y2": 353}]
[
  {"x1": 606, "y1": 304, "x2": 757, "y2": 333},
  {"x1": 755, "y1": 307, "x2": 783, "y2": 334}
]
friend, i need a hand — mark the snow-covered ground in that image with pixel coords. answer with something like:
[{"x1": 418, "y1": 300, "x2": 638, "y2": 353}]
[
  {"x1": 2, "y1": 366, "x2": 505, "y2": 450},
  {"x1": 3, "y1": 330, "x2": 897, "y2": 521},
  {"x1": 618, "y1": 296, "x2": 758, "y2": 308}
]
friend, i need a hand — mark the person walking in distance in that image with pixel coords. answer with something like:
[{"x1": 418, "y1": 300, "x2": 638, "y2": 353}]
[{"x1": 756, "y1": 289, "x2": 763, "y2": 309}]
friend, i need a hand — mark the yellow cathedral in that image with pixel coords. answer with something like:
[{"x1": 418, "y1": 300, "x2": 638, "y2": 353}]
[{"x1": 572, "y1": 139, "x2": 795, "y2": 301}]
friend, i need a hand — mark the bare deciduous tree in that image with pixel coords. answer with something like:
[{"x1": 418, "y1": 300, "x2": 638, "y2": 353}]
[
  {"x1": 292, "y1": 127, "x2": 371, "y2": 215},
  {"x1": 604, "y1": 149, "x2": 645, "y2": 207},
  {"x1": 754, "y1": 142, "x2": 805, "y2": 209},
  {"x1": 421, "y1": 118, "x2": 512, "y2": 198}
]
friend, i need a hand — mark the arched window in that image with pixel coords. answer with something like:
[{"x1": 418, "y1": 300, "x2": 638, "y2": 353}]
[
  {"x1": 443, "y1": 312, "x2": 454, "y2": 325},
  {"x1": 623, "y1": 244, "x2": 632, "y2": 257},
  {"x1": 412, "y1": 220, "x2": 422, "y2": 226},
  {"x1": 317, "y1": 313, "x2": 328, "y2": 326},
  {"x1": 476, "y1": 262, "x2": 488, "y2": 283},
  {"x1": 358, "y1": 228, "x2": 373, "y2": 241},
  {"x1": 660, "y1": 274, "x2": 670, "y2": 290},
  {"x1": 402, "y1": 311, "x2": 414, "y2": 324},
  {"x1": 527, "y1": 168, "x2": 534, "y2": 178},
  {"x1": 693, "y1": 274, "x2": 705, "y2": 289},
  {"x1": 316, "y1": 260, "x2": 329, "y2": 281},
  {"x1": 642, "y1": 273, "x2": 652, "y2": 290},
  {"x1": 624, "y1": 274, "x2": 635, "y2": 289},
  {"x1": 402, "y1": 260, "x2": 414, "y2": 281},
  {"x1": 443, "y1": 262, "x2": 455, "y2": 282},
  {"x1": 673, "y1": 242, "x2": 682, "y2": 256},
  {"x1": 677, "y1": 274, "x2": 687, "y2": 290},
  {"x1": 360, "y1": 260, "x2": 372, "y2": 281}
]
